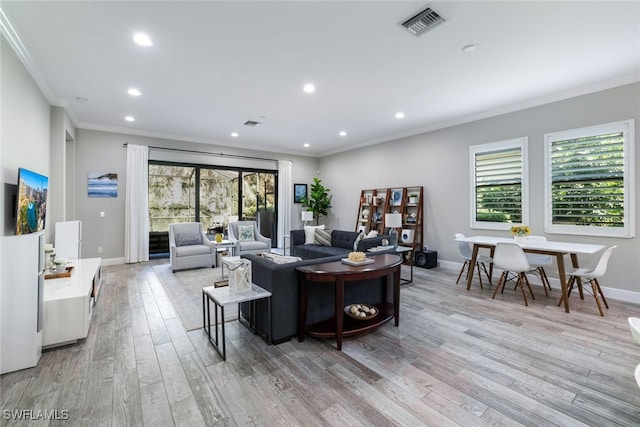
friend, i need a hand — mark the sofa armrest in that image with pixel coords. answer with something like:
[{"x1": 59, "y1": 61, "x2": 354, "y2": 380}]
[{"x1": 357, "y1": 234, "x2": 391, "y2": 251}]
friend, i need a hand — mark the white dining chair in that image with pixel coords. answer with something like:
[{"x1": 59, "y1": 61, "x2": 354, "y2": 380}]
[
  {"x1": 525, "y1": 235, "x2": 553, "y2": 292},
  {"x1": 491, "y1": 242, "x2": 535, "y2": 306},
  {"x1": 628, "y1": 317, "x2": 640, "y2": 345},
  {"x1": 560, "y1": 246, "x2": 616, "y2": 316},
  {"x1": 455, "y1": 233, "x2": 492, "y2": 289}
]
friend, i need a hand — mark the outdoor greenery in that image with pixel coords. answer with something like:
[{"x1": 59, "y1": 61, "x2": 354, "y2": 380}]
[
  {"x1": 301, "y1": 177, "x2": 332, "y2": 225},
  {"x1": 148, "y1": 164, "x2": 275, "y2": 232}
]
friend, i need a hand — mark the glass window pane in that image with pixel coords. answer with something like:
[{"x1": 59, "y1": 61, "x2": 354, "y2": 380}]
[
  {"x1": 199, "y1": 168, "x2": 239, "y2": 232},
  {"x1": 148, "y1": 164, "x2": 196, "y2": 232}
]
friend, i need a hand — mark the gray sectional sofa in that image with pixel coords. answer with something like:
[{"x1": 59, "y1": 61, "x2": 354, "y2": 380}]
[
  {"x1": 290, "y1": 229, "x2": 390, "y2": 258},
  {"x1": 240, "y1": 251, "x2": 394, "y2": 344}
]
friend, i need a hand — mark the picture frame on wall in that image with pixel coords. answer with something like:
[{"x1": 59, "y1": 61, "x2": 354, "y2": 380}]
[{"x1": 294, "y1": 183, "x2": 307, "y2": 203}]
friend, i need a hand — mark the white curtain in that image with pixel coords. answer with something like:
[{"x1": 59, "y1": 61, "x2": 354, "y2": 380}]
[
  {"x1": 125, "y1": 144, "x2": 149, "y2": 263},
  {"x1": 277, "y1": 160, "x2": 293, "y2": 249}
]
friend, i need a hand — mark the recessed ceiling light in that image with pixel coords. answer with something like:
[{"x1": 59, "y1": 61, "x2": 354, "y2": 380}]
[
  {"x1": 303, "y1": 84, "x2": 315, "y2": 93},
  {"x1": 75, "y1": 96, "x2": 88, "y2": 103},
  {"x1": 339, "y1": 131, "x2": 347, "y2": 137},
  {"x1": 303, "y1": 143, "x2": 310, "y2": 148},
  {"x1": 125, "y1": 116, "x2": 135, "y2": 122},
  {"x1": 462, "y1": 44, "x2": 477, "y2": 53},
  {"x1": 133, "y1": 33, "x2": 153, "y2": 46},
  {"x1": 395, "y1": 112, "x2": 405, "y2": 119},
  {"x1": 128, "y1": 88, "x2": 141, "y2": 96},
  {"x1": 231, "y1": 132, "x2": 239, "y2": 138}
]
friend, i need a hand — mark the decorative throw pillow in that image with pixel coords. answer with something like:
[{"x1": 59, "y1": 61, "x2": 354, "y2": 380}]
[
  {"x1": 314, "y1": 229, "x2": 333, "y2": 246},
  {"x1": 175, "y1": 233, "x2": 202, "y2": 247},
  {"x1": 366, "y1": 230, "x2": 378, "y2": 238},
  {"x1": 304, "y1": 224, "x2": 325, "y2": 244},
  {"x1": 353, "y1": 231, "x2": 364, "y2": 251},
  {"x1": 238, "y1": 225, "x2": 255, "y2": 241}
]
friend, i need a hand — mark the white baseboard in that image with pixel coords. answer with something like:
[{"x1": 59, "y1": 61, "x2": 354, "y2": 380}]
[
  {"x1": 441, "y1": 260, "x2": 640, "y2": 305},
  {"x1": 101, "y1": 257, "x2": 125, "y2": 266}
]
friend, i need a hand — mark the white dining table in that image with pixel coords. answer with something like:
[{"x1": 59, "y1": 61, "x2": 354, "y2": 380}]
[{"x1": 454, "y1": 235, "x2": 605, "y2": 313}]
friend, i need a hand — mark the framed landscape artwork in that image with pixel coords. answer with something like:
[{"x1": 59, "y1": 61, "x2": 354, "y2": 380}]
[{"x1": 294, "y1": 183, "x2": 307, "y2": 203}]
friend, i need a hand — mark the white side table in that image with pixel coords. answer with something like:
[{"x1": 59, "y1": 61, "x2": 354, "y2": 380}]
[
  {"x1": 213, "y1": 240, "x2": 237, "y2": 257},
  {"x1": 202, "y1": 284, "x2": 272, "y2": 360}
]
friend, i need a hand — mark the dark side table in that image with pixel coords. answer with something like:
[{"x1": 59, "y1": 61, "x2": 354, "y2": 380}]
[{"x1": 296, "y1": 254, "x2": 402, "y2": 350}]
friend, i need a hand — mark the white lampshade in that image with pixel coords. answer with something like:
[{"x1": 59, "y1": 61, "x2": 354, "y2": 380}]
[
  {"x1": 385, "y1": 213, "x2": 402, "y2": 228},
  {"x1": 301, "y1": 211, "x2": 314, "y2": 222}
]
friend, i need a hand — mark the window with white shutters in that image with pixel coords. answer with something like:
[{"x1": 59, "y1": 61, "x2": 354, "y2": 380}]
[
  {"x1": 470, "y1": 138, "x2": 528, "y2": 230},
  {"x1": 544, "y1": 120, "x2": 635, "y2": 237}
]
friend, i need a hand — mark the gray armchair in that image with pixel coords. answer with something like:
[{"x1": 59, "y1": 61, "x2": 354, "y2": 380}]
[
  {"x1": 228, "y1": 221, "x2": 271, "y2": 255},
  {"x1": 168, "y1": 222, "x2": 216, "y2": 273}
]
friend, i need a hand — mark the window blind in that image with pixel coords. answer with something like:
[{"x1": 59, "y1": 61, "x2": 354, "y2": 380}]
[
  {"x1": 550, "y1": 132, "x2": 624, "y2": 227},
  {"x1": 475, "y1": 147, "x2": 523, "y2": 223}
]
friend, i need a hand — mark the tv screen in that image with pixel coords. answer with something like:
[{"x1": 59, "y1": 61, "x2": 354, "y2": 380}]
[{"x1": 15, "y1": 167, "x2": 49, "y2": 235}]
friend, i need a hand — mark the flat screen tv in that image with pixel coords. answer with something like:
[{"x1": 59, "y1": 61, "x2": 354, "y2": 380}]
[{"x1": 15, "y1": 167, "x2": 49, "y2": 235}]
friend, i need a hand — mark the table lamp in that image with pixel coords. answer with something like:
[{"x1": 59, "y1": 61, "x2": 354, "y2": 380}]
[
  {"x1": 301, "y1": 211, "x2": 314, "y2": 226},
  {"x1": 385, "y1": 213, "x2": 402, "y2": 248}
]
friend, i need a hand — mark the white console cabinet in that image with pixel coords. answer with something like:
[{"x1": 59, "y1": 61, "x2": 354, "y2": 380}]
[{"x1": 42, "y1": 258, "x2": 102, "y2": 348}]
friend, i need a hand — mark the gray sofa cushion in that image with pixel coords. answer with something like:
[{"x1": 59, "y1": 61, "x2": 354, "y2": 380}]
[
  {"x1": 175, "y1": 232, "x2": 202, "y2": 246},
  {"x1": 175, "y1": 244, "x2": 212, "y2": 257}
]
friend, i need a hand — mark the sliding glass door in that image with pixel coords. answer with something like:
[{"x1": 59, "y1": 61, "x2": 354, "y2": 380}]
[{"x1": 148, "y1": 162, "x2": 277, "y2": 256}]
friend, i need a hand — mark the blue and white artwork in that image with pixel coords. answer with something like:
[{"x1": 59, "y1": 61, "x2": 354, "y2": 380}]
[{"x1": 88, "y1": 173, "x2": 118, "y2": 197}]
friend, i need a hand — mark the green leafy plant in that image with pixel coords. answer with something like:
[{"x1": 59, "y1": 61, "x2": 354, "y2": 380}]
[{"x1": 301, "y1": 177, "x2": 332, "y2": 225}]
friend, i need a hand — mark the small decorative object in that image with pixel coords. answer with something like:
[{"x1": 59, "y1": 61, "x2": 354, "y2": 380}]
[
  {"x1": 385, "y1": 213, "x2": 402, "y2": 248},
  {"x1": 88, "y1": 172, "x2": 118, "y2": 197},
  {"x1": 347, "y1": 252, "x2": 366, "y2": 262},
  {"x1": 372, "y1": 196, "x2": 378, "y2": 206},
  {"x1": 391, "y1": 190, "x2": 402, "y2": 206},
  {"x1": 511, "y1": 225, "x2": 531, "y2": 242},
  {"x1": 294, "y1": 183, "x2": 307, "y2": 204},
  {"x1": 228, "y1": 258, "x2": 252, "y2": 293},
  {"x1": 409, "y1": 194, "x2": 418, "y2": 204},
  {"x1": 345, "y1": 303, "x2": 378, "y2": 320},
  {"x1": 211, "y1": 223, "x2": 224, "y2": 243},
  {"x1": 381, "y1": 238, "x2": 389, "y2": 247},
  {"x1": 361, "y1": 209, "x2": 369, "y2": 219}
]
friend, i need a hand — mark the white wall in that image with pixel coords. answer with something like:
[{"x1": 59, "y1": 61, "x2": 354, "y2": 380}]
[
  {"x1": 1, "y1": 35, "x2": 51, "y2": 238},
  {"x1": 319, "y1": 82, "x2": 640, "y2": 294}
]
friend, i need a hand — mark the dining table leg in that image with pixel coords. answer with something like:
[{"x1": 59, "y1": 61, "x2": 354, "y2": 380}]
[
  {"x1": 467, "y1": 244, "x2": 480, "y2": 290},
  {"x1": 556, "y1": 253, "x2": 570, "y2": 313}
]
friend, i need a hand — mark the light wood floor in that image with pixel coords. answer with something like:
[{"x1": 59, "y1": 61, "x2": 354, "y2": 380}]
[{"x1": 2, "y1": 260, "x2": 640, "y2": 426}]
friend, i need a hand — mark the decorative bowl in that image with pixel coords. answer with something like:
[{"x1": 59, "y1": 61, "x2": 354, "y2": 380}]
[{"x1": 344, "y1": 303, "x2": 378, "y2": 320}]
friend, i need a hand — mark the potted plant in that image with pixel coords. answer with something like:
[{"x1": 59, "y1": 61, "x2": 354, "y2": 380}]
[
  {"x1": 300, "y1": 177, "x2": 332, "y2": 225},
  {"x1": 409, "y1": 193, "x2": 418, "y2": 204}
]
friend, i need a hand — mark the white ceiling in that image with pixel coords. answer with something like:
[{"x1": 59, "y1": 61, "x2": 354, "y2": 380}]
[{"x1": 2, "y1": 1, "x2": 639, "y2": 157}]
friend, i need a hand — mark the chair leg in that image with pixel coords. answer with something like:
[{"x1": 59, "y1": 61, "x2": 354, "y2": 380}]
[
  {"x1": 593, "y1": 278, "x2": 609, "y2": 309},
  {"x1": 492, "y1": 272, "x2": 507, "y2": 300},
  {"x1": 539, "y1": 267, "x2": 552, "y2": 291},
  {"x1": 576, "y1": 277, "x2": 585, "y2": 300},
  {"x1": 558, "y1": 275, "x2": 574, "y2": 307},
  {"x1": 523, "y1": 274, "x2": 535, "y2": 300},
  {"x1": 517, "y1": 274, "x2": 528, "y2": 306},
  {"x1": 589, "y1": 279, "x2": 605, "y2": 316},
  {"x1": 456, "y1": 260, "x2": 469, "y2": 284},
  {"x1": 480, "y1": 262, "x2": 492, "y2": 286}
]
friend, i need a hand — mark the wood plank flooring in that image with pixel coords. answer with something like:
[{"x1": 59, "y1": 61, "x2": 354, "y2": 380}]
[{"x1": 2, "y1": 260, "x2": 640, "y2": 426}]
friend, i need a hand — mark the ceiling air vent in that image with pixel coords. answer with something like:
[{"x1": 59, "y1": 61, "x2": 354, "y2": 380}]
[
  {"x1": 400, "y1": 6, "x2": 445, "y2": 37},
  {"x1": 243, "y1": 120, "x2": 262, "y2": 127}
]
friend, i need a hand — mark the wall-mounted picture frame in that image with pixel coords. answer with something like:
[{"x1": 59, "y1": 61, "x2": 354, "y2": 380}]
[
  {"x1": 294, "y1": 183, "x2": 307, "y2": 204},
  {"x1": 88, "y1": 172, "x2": 118, "y2": 198}
]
